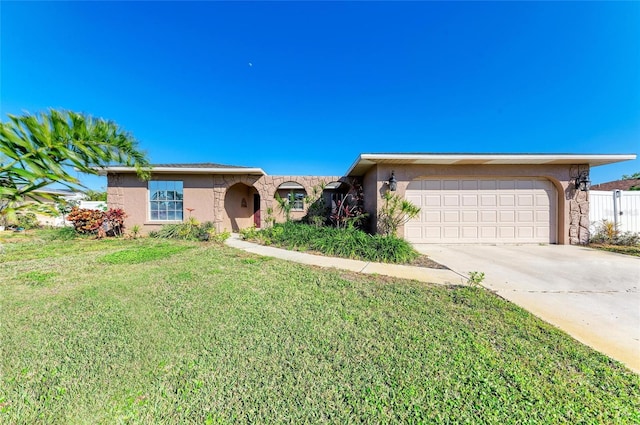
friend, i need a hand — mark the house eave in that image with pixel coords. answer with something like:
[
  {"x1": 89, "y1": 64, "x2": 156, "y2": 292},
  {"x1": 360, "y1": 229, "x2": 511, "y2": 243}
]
[
  {"x1": 345, "y1": 153, "x2": 637, "y2": 176},
  {"x1": 95, "y1": 166, "x2": 266, "y2": 176}
]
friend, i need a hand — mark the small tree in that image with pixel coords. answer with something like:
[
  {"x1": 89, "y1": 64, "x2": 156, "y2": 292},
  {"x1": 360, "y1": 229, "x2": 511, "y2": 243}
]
[
  {"x1": 303, "y1": 182, "x2": 328, "y2": 227},
  {"x1": 377, "y1": 191, "x2": 420, "y2": 237},
  {"x1": 274, "y1": 191, "x2": 295, "y2": 222},
  {"x1": 621, "y1": 172, "x2": 640, "y2": 180},
  {"x1": 84, "y1": 189, "x2": 107, "y2": 201},
  {"x1": 328, "y1": 181, "x2": 367, "y2": 229}
]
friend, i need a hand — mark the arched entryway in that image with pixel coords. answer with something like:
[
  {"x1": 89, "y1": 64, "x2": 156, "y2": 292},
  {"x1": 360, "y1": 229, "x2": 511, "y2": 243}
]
[{"x1": 224, "y1": 183, "x2": 260, "y2": 231}]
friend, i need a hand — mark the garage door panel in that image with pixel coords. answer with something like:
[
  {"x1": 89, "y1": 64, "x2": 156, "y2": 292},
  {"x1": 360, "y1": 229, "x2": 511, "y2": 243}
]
[
  {"x1": 443, "y1": 227, "x2": 459, "y2": 238},
  {"x1": 499, "y1": 195, "x2": 515, "y2": 206},
  {"x1": 499, "y1": 227, "x2": 516, "y2": 238},
  {"x1": 480, "y1": 210, "x2": 497, "y2": 222},
  {"x1": 443, "y1": 211, "x2": 459, "y2": 222},
  {"x1": 461, "y1": 211, "x2": 478, "y2": 223},
  {"x1": 499, "y1": 211, "x2": 515, "y2": 222},
  {"x1": 518, "y1": 195, "x2": 534, "y2": 207},
  {"x1": 517, "y1": 227, "x2": 534, "y2": 238},
  {"x1": 424, "y1": 211, "x2": 440, "y2": 223},
  {"x1": 406, "y1": 194, "x2": 422, "y2": 205},
  {"x1": 462, "y1": 195, "x2": 478, "y2": 206},
  {"x1": 425, "y1": 227, "x2": 441, "y2": 239},
  {"x1": 405, "y1": 178, "x2": 556, "y2": 244},
  {"x1": 536, "y1": 194, "x2": 551, "y2": 206},
  {"x1": 425, "y1": 195, "x2": 441, "y2": 207},
  {"x1": 461, "y1": 227, "x2": 478, "y2": 238},
  {"x1": 536, "y1": 211, "x2": 549, "y2": 221},
  {"x1": 480, "y1": 195, "x2": 497, "y2": 206},
  {"x1": 480, "y1": 227, "x2": 497, "y2": 238},
  {"x1": 517, "y1": 211, "x2": 534, "y2": 222},
  {"x1": 443, "y1": 195, "x2": 459, "y2": 206}
]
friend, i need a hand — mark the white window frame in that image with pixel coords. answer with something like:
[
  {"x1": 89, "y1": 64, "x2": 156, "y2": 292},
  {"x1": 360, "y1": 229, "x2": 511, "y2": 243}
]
[
  {"x1": 289, "y1": 192, "x2": 305, "y2": 211},
  {"x1": 149, "y1": 180, "x2": 184, "y2": 221}
]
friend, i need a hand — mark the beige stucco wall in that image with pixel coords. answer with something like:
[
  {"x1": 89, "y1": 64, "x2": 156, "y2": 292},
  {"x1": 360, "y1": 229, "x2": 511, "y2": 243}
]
[
  {"x1": 108, "y1": 173, "x2": 340, "y2": 234},
  {"x1": 367, "y1": 163, "x2": 588, "y2": 245},
  {"x1": 362, "y1": 167, "x2": 379, "y2": 233},
  {"x1": 108, "y1": 164, "x2": 589, "y2": 244}
]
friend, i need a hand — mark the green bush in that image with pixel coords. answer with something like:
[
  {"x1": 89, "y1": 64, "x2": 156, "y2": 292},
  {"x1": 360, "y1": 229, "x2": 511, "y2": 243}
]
[
  {"x1": 16, "y1": 212, "x2": 40, "y2": 230},
  {"x1": 246, "y1": 222, "x2": 419, "y2": 263}
]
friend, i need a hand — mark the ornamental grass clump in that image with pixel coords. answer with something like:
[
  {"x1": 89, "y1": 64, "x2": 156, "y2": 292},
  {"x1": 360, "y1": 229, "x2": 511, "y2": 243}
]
[
  {"x1": 245, "y1": 221, "x2": 419, "y2": 263},
  {"x1": 149, "y1": 218, "x2": 230, "y2": 243}
]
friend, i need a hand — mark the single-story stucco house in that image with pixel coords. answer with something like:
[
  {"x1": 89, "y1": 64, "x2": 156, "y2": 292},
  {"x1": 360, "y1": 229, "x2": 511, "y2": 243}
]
[{"x1": 100, "y1": 153, "x2": 636, "y2": 245}]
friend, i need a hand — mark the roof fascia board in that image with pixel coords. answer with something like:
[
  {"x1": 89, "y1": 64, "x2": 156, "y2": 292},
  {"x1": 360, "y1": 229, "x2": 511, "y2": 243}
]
[
  {"x1": 96, "y1": 166, "x2": 266, "y2": 175},
  {"x1": 346, "y1": 154, "x2": 637, "y2": 176}
]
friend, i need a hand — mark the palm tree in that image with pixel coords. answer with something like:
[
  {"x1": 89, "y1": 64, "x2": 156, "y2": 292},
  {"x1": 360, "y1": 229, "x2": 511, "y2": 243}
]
[{"x1": 0, "y1": 109, "x2": 149, "y2": 221}]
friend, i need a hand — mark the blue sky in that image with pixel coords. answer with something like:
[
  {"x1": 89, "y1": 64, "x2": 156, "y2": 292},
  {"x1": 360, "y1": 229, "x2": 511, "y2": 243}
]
[{"x1": 2, "y1": 1, "x2": 639, "y2": 190}]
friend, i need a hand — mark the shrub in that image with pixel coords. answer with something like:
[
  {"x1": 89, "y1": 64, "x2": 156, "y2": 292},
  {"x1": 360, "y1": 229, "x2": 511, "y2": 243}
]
[
  {"x1": 377, "y1": 191, "x2": 420, "y2": 236},
  {"x1": 590, "y1": 220, "x2": 640, "y2": 246},
  {"x1": 16, "y1": 212, "x2": 40, "y2": 230},
  {"x1": 67, "y1": 207, "x2": 104, "y2": 234},
  {"x1": 329, "y1": 183, "x2": 367, "y2": 229},
  {"x1": 66, "y1": 207, "x2": 127, "y2": 236},
  {"x1": 104, "y1": 208, "x2": 126, "y2": 236}
]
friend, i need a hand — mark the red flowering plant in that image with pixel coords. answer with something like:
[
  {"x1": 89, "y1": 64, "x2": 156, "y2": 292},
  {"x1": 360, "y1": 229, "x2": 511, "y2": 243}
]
[
  {"x1": 104, "y1": 208, "x2": 126, "y2": 236},
  {"x1": 329, "y1": 181, "x2": 367, "y2": 229}
]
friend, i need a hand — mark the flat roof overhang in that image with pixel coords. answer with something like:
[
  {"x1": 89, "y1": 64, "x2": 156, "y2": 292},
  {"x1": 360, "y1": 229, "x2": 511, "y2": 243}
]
[
  {"x1": 345, "y1": 153, "x2": 637, "y2": 176},
  {"x1": 95, "y1": 166, "x2": 266, "y2": 176}
]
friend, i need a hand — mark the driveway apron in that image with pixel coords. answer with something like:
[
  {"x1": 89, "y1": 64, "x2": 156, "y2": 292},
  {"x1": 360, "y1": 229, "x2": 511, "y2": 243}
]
[{"x1": 413, "y1": 244, "x2": 640, "y2": 373}]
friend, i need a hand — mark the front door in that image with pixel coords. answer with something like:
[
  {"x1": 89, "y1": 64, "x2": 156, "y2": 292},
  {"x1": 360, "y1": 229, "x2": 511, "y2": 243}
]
[{"x1": 253, "y1": 194, "x2": 261, "y2": 228}]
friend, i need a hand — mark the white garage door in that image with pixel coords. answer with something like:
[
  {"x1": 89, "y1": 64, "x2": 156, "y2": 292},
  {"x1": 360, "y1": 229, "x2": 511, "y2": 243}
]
[{"x1": 404, "y1": 178, "x2": 557, "y2": 244}]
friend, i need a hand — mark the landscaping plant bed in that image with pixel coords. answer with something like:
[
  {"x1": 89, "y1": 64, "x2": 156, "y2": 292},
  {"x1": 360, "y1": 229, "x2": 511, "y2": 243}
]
[{"x1": 241, "y1": 222, "x2": 445, "y2": 266}]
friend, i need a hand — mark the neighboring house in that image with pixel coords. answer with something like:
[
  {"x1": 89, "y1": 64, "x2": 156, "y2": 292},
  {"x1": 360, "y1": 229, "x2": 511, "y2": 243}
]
[
  {"x1": 100, "y1": 153, "x2": 636, "y2": 245},
  {"x1": 21, "y1": 188, "x2": 86, "y2": 227},
  {"x1": 591, "y1": 179, "x2": 640, "y2": 191}
]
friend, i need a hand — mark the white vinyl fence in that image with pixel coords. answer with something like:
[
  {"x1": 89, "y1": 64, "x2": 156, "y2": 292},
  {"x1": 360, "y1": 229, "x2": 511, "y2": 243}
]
[
  {"x1": 78, "y1": 201, "x2": 107, "y2": 211},
  {"x1": 589, "y1": 190, "x2": 640, "y2": 233}
]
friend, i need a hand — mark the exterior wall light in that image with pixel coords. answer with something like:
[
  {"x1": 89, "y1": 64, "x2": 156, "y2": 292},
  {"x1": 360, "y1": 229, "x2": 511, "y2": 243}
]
[
  {"x1": 575, "y1": 171, "x2": 591, "y2": 192},
  {"x1": 388, "y1": 171, "x2": 397, "y2": 192}
]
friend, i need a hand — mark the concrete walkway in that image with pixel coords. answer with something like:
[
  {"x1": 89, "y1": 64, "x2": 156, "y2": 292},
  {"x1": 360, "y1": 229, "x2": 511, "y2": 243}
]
[{"x1": 225, "y1": 234, "x2": 464, "y2": 285}]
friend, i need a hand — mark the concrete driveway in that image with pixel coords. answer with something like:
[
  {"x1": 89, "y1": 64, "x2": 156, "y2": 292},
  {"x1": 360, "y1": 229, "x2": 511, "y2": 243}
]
[{"x1": 413, "y1": 244, "x2": 640, "y2": 373}]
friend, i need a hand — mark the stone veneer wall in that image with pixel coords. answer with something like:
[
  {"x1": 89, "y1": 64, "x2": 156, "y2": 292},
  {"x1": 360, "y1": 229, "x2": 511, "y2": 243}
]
[
  {"x1": 212, "y1": 174, "x2": 341, "y2": 231},
  {"x1": 106, "y1": 174, "x2": 125, "y2": 209},
  {"x1": 569, "y1": 164, "x2": 590, "y2": 245}
]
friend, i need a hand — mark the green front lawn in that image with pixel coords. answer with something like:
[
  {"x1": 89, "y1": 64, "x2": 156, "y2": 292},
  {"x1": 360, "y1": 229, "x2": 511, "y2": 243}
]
[{"x1": 1, "y1": 235, "x2": 638, "y2": 424}]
